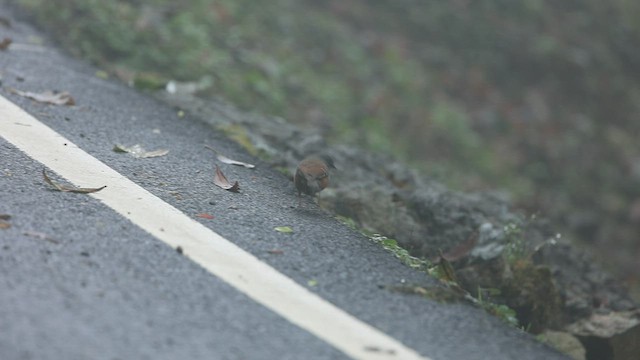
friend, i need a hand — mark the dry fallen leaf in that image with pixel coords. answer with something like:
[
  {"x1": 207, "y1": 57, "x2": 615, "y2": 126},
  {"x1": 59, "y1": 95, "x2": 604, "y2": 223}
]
[
  {"x1": 0, "y1": 220, "x2": 10, "y2": 229},
  {"x1": 205, "y1": 145, "x2": 255, "y2": 168},
  {"x1": 0, "y1": 37, "x2": 12, "y2": 50},
  {"x1": 23, "y1": 231, "x2": 60, "y2": 244},
  {"x1": 113, "y1": 144, "x2": 169, "y2": 158},
  {"x1": 213, "y1": 165, "x2": 240, "y2": 192},
  {"x1": 196, "y1": 213, "x2": 215, "y2": 219},
  {"x1": 0, "y1": 214, "x2": 10, "y2": 229},
  {"x1": 43, "y1": 169, "x2": 106, "y2": 194},
  {"x1": 274, "y1": 226, "x2": 293, "y2": 233},
  {"x1": 217, "y1": 153, "x2": 255, "y2": 168},
  {"x1": 10, "y1": 88, "x2": 75, "y2": 105}
]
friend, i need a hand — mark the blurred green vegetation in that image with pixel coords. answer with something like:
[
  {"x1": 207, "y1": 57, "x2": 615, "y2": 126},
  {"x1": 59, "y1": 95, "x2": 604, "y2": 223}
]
[{"x1": 15, "y1": 0, "x2": 640, "y2": 289}]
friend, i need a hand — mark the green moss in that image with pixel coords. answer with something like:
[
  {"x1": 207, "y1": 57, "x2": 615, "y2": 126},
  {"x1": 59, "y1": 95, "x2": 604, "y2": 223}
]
[
  {"x1": 372, "y1": 235, "x2": 431, "y2": 271},
  {"x1": 335, "y1": 215, "x2": 523, "y2": 327},
  {"x1": 217, "y1": 124, "x2": 258, "y2": 156},
  {"x1": 133, "y1": 72, "x2": 167, "y2": 91}
]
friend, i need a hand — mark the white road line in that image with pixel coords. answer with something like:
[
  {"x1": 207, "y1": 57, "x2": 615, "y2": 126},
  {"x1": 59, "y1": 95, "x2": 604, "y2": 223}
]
[{"x1": 0, "y1": 95, "x2": 430, "y2": 360}]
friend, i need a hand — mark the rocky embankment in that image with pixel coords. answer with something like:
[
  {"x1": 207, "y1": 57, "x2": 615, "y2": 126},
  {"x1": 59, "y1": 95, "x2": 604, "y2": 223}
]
[{"x1": 157, "y1": 89, "x2": 639, "y2": 360}]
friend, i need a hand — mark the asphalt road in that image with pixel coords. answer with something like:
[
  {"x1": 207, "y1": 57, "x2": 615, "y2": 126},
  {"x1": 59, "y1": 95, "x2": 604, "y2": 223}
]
[{"x1": 0, "y1": 5, "x2": 568, "y2": 360}]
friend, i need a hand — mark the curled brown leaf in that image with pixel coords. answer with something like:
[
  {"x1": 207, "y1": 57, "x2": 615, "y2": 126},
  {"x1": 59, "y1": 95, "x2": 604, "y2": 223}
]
[
  {"x1": 213, "y1": 165, "x2": 240, "y2": 192},
  {"x1": 0, "y1": 214, "x2": 10, "y2": 229},
  {"x1": 113, "y1": 144, "x2": 169, "y2": 158},
  {"x1": 0, "y1": 37, "x2": 12, "y2": 50},
  {"x1": 10, "y1": 88, "x2": 75, "y2": 105},
  {"x1": 43, "y1": 169, "x2": 106, "y2": 193},
  {"x1": 23, "y1": 231, "x2": 60, "y2": 244}
]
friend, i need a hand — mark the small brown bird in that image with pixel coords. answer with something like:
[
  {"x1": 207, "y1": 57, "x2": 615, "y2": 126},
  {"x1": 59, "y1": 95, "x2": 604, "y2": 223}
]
[{"x1": 294, "y1": 155, "x2": 336, "y2": 205}]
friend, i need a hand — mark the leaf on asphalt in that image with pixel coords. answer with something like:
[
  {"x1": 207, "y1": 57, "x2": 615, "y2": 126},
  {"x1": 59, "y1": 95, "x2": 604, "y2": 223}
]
[
  {"x1": 165, "y1": 76, "x2": 213, "y2": 95},
  {"x1": 274, "y1": 226, "x2": 293, "y2": 233},
  {"x1": 217, "y1": 153, "x2": 255, "y2": 168},
  {"x1": 113, "y1": 144, "x2": 169, "y2": 158},
  {"x1": 364, "y1": 346, "x2": 397, "y2": 355},
  {"x1": 213, "y1": 165, "x2": 240, "y2": 192},
  {"x1": 0, "y1": 37, "x2": 12, "y2": 50},
  {"x1": 205, "y1": 145, "x2": 255, "y2": 168},
  {"x1": 42, "y1": 169, "x2": 106, "y2": 193},
  {"x1": 9, "y1": 88, "x2": 75, "y2": 105},
  {"x1": 267, "y1": 249, "x2": 284, "y2": 255},
  {"x1": 23, "y1": 231, "x2": 60, "y2": 244},
  {"x1": 196, "y1": 213, "x2": 215, "y2": 219},
  {"x1": 0, "y1": 214, "x2": 10, "y2": 229}
]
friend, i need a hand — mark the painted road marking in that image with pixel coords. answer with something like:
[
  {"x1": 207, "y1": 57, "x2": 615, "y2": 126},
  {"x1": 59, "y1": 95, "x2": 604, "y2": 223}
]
[{"x1": 0, "y1": 95, "x2": 430, "y2": 360}]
